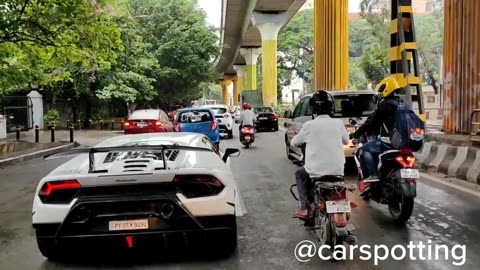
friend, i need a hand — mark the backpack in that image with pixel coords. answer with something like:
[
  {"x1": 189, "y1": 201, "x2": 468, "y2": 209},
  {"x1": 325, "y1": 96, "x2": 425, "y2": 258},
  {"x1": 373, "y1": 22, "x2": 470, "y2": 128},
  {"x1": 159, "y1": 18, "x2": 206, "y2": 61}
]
[{"x1": 387, "y1": 102, "x2": 425, "y2": 151}]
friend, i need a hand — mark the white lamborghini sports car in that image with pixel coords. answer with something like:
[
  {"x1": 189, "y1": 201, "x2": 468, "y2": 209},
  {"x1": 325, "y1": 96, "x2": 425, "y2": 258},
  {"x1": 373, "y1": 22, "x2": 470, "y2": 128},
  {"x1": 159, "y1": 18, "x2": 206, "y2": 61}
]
[{"x1": 32, "y1": 133, "x2": 242, "y2": 260}]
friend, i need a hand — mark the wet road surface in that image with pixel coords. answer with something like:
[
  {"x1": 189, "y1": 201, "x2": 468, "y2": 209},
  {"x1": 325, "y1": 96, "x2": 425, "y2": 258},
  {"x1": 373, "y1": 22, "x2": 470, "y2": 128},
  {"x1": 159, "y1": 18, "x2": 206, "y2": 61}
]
[{"x1": 0, "y1": 127, "x2": 478, "y2": 269}]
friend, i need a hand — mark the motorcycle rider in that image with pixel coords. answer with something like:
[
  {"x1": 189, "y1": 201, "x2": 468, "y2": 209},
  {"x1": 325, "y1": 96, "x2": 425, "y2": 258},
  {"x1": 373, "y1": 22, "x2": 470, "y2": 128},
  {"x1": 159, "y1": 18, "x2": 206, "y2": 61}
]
[
  {"x1": 352, "y1": 77, "x2": 402, "y2": 187},
  {"x1": 292, "y1": 91, "x2": 350, "y2": 218},
  {"x1": 238, "y1": 102, "x2": 257, "y2": 141}
]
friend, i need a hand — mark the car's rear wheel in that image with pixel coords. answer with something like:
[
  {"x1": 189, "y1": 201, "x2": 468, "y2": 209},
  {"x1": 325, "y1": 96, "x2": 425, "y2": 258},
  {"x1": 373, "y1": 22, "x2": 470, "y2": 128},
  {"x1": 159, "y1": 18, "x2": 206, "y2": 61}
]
[
  {"x1": 227, "y1": 129, "x2": 233, "y2": 139},
  {"x1": 273, "y1": 125, "x2": 279, "y2": 132},
  {"x1": 37, "y1": 237, "x2": 62, "y2": 261},
  {"x1": 210, "y1": 215, "x2": 237, "y2": 258}
]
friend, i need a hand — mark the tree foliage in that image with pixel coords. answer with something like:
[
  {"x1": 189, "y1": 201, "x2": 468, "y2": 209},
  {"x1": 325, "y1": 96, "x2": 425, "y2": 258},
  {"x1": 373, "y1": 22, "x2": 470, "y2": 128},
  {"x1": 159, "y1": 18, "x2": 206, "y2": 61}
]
[
  {"x1": 277, "y1": 9, "x2": 313, "y2": 93},
  {"x1": 0, "y1": 0, "x2": 219, "y2": 117}
]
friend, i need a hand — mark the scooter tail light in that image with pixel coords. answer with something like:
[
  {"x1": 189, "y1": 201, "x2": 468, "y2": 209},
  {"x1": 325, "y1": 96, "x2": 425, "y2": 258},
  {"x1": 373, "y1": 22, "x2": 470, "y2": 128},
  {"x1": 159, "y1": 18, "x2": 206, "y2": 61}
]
[
  {"x1": 329, "y1": 190, "x2": 347, "y2": 200},
  {"x1": 395, "y1": 155, "x2": 415, "y2": 168},
  {"x1": 332, "y1": 213, "x2": 348, "y2": 227}
]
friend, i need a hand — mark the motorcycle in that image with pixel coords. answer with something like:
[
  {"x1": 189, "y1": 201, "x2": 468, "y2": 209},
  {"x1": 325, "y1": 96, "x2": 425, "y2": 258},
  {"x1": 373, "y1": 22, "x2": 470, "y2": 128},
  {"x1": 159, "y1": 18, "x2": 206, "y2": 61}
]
[
  {"x1": 240, "y1": 125, "x2": 255, "y2": 148},
  {"x1": 290, "y1": 176, "x2": 357, "y2": 253},
  {"x1": 353, "y1": 135, "x2": 418, "y2": 223}
]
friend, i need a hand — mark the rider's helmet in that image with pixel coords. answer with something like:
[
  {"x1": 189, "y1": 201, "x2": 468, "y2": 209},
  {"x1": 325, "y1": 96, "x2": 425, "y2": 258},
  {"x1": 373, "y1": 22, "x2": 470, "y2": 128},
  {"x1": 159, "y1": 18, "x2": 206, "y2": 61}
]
[
  {"x1": 309, "y1": 90, "x2": 333, "y2": 115},
  {"x1": 242, "y1": 102, "x2": 251, "y2": 110},
  {"x1": 375, "y1": 77, "x2": 401, "y2": 99}
]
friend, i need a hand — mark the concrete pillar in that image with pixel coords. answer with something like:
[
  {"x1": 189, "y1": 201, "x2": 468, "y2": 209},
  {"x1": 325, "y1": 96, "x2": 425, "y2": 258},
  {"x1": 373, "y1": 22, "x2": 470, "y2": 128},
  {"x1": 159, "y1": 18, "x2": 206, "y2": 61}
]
[
  {"x1": 27, "y1": 90, "x2": 43, "y2": 129},
  {"x1": 240, "y1": 47, "x2": 261, "y2": 91},
  {"x1": 252, "y1": 12, "x2": 288, "y2": 106},
  {"x1": 314, "y1": 0, "x2": 348, "y2": 91},
  {"x1": 234, "y1": 65, "x2": 246, "y2": 104},
  {"x1": 220, "y1": 79, "x2": 231, "y2": 106},
  {"x1": 443, "y1": 0, "x2": 480, "y2": 133}
]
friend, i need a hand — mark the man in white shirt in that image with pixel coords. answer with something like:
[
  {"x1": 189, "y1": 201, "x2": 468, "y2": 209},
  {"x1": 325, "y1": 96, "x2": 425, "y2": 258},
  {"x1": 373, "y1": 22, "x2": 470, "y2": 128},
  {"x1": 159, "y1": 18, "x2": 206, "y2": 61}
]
[
  {"x1": 238, "y1": 102, "x2": 257, "y2": 140},
  {"x1": 238, "y1": 102, "x2": 256, "y2": 127},
  {"x1": 291, "y1": 91, "x2": 350, "y2": 218}
]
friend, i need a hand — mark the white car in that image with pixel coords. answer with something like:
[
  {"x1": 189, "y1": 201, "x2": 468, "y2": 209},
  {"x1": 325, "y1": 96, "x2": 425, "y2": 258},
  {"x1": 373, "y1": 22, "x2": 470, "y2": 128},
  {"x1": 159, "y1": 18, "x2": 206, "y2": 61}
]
[
  {"x1": 232, "y1": 106, "x2": 241, "y2": 123},
  {"x1": 202, "y1": 104, "x2": 234, "y2": 139},
  {"x1": 32, "y1": 133, "x2": 242, "y2": 260}
]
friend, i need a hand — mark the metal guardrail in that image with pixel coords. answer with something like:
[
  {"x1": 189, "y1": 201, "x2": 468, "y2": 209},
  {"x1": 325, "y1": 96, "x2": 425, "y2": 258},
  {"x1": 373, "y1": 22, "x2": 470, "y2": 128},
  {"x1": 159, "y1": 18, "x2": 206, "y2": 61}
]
[{"x1": 470, "y1": 109, "x2": 480, "y2": 143}]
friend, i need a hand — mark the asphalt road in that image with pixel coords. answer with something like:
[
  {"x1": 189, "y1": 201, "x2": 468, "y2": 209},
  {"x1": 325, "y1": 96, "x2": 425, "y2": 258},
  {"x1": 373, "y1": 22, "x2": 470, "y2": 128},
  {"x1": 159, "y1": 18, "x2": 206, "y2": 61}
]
[{"x1": 0, "y1": 126, "x2": 479, "y2": 270}]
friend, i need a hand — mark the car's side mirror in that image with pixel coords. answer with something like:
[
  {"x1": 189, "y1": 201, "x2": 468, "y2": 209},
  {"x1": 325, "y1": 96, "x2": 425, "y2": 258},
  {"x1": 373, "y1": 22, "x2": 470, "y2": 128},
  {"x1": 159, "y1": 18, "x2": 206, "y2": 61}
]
[
  {"x1": 222, "y1": 148, "x2": 240, "y2": 162},
  {"x1": 284, "y1": 110, "x2": 293, "y2": 119}
]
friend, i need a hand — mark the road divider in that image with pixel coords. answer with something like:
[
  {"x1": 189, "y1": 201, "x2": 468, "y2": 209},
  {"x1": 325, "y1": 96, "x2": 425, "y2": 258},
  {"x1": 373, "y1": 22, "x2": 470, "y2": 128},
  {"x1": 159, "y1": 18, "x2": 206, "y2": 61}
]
[{"x1": 419, "y1": 142, "x2": 480, "y2": 184}]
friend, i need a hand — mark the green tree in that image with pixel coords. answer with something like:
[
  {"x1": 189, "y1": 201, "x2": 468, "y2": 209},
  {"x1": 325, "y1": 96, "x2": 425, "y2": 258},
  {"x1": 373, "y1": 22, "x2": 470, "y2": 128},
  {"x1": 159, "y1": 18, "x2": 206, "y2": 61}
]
[
  {"x1": 277, "y1": 9, "x2": 313, "y2": 91},
  {"x1": 0, "y1": 0, "x2": 123, "y2": 94},
  {"x1": 129, "y1": 0, "x2": 218, "y2": 108}
]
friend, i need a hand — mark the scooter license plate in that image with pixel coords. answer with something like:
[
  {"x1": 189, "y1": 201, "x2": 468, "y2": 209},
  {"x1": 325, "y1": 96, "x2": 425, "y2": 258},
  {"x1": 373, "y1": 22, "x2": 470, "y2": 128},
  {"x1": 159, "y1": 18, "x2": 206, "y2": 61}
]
[
  {"x1": 326, "y1": 200, "x2": 351, "y2": 213},
  {"x1": 400, "y1": 169, "x2": 420, "y2": 179},
  {"x1": 245, "y1": 136, "x2": 251, "y2": 140}
]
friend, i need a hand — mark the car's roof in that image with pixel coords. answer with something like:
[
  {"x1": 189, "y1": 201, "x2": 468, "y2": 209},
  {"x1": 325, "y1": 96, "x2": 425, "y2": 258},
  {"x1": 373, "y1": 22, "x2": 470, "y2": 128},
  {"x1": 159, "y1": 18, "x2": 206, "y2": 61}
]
[
  {"x1": 202, "y1": 104, "x2": 228, "y2": 108},
  {"x1": 302, "y1": 90, "x2": 375, "y2": 98},
  {"x1": 94, "y1": 132, "x2": 211, "y2": 148},
  {"x1": 177, "y1": 108, "x2": 213, "y2": 113}
]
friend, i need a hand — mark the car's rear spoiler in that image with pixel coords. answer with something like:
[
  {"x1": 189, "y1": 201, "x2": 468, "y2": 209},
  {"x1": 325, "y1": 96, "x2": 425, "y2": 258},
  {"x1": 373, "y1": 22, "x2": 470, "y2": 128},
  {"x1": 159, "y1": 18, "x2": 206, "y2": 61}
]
[{"x1": 44, "y1": 145, "x2": 212, "y2": 173}]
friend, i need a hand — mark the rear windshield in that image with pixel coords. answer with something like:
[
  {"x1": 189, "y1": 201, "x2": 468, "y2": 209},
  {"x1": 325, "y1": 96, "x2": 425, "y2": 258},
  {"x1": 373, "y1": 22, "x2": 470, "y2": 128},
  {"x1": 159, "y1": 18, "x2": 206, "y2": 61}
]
[
  {"x1": 332, "y1": 94, "x2": 375, "y2": 118},
  {"x1": 129, "y1": 110, "x2": 159, "y2": 120},
  {"x1": 254, "y1": 107, "x2": 274, "y2": 113},
  {"x1": 211, "y1": 108, "x2": 227, "y2": 115},
  {"x1": 178, "y1": 111, "x2": 213, "y2": 123}
]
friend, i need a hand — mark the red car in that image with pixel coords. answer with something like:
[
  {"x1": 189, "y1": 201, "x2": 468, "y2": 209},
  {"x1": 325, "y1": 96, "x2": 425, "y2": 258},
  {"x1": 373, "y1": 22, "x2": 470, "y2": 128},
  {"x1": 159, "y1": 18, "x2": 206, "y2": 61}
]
[{"x1": 124, "y1": 109, "x2": 175, "y2": 134}]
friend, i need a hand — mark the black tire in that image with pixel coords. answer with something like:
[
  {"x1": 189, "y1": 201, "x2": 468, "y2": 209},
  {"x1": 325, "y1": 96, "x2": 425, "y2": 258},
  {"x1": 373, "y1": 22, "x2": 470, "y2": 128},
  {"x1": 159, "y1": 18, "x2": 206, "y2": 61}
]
[
  {"x1": 245, "y1": 143, "x2": 250, "y2": 148},
  {"x1": 211, "y1": 216, "x2": 237, "y2": 258},
  {"x1": 273, "y1": 126, "x2": 279, "y2": 131},
  {"x1": 37, "y1": 237, "x2": 62, "y2": 261},
  {"x1": 227, "y1": 129, "x2": 233, "y2": 139},
  {"x1": 388, "y1": 171, "x2": 415, "y2": 223}
]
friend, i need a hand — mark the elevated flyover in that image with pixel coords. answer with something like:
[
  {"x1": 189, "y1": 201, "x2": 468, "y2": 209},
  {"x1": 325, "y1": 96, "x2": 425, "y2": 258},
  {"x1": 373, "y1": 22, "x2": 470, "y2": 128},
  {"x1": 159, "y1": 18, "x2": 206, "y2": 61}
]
[{"x1": 215, "y1": 0, "x2": 306, "y2": 106}]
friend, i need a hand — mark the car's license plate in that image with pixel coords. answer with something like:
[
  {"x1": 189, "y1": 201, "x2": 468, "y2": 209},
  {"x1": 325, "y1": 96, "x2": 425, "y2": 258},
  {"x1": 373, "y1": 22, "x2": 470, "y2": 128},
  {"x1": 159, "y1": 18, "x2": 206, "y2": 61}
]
[
  {"x1": 401, "y1": 169, "x2": 420, "y2": 179},
  {"x1": 347, "y1": 127, "x2": 356, "y2": 133},
  {"x1": 109, "y1": 219, "x2": 149, "y2": 231},
  {"x1": 137, "y1": 123, "x2": 147, "y2": 128},
  {"x1": 245, "y1": 136, "x2": 251, "y2": 140},
  {"x1": 326, "y1": 200, "x2": 351, "y2": 213},
  {"x1": 259, "y1": 117, "x2": 268, "y2": 120}
]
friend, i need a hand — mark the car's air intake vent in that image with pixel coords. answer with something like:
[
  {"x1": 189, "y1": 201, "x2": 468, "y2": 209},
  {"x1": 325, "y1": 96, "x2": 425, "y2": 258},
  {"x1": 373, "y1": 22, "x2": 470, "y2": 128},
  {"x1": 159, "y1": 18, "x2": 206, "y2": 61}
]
[
  {"x1": 165, "y1": 150, "x2": 179, "y2": 161},
  {"x1": 104, "y1": 152, "x2": 120, "y2": 163}
]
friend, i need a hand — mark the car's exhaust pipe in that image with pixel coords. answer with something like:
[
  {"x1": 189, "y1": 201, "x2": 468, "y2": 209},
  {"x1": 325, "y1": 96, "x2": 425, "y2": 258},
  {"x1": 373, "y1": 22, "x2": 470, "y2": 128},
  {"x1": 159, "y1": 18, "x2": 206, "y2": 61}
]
[{"x1": 160, "y1": 203, "x2": 174, "y2": 219}]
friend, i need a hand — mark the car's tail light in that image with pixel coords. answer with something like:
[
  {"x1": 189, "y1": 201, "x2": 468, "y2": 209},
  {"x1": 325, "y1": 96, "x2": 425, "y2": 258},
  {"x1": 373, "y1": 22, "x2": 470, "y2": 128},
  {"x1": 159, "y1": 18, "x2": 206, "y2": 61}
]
[
  {"x1": 173, "y1": 175, "x2": 224, "y2": 198},
  {"x1": 270, "y1": 114, "x2": 278, "y2": 120},
  {"x1": 124, "y1": 121, "x2": 132, "y2": 128},
  {"x1": 174, "y1": 121, "x2": 181, "y2": 132},
  {"x1": 155, "y1": 121, "x2": 163, "y2": 126},
  {"x1": 395, "y1": 155, "x2": 415, "y2": 168},
  {"x1": 39, "y1": 180, "x2": 81, "y2": 204},
  {"x1": 210, "y1": 120, "x2": 217, "y2": 131},
  {"x1": 329, "y1": 190, "x2": 347, "y2": 200}
]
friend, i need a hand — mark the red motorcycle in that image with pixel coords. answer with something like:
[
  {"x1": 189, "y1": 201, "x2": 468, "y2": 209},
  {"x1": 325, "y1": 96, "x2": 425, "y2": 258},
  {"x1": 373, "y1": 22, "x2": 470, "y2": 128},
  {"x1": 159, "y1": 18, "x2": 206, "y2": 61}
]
[{"x1": 240, "y1": 125, "x2": 255, "y2": 148}]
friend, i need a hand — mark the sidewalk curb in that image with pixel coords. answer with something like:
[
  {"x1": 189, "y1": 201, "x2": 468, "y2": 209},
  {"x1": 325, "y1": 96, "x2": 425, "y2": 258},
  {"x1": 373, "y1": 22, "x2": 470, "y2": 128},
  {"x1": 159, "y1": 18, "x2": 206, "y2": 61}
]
[
  {"x1": 420, "y1": 172, "x2": 480, "y2": 199},
  {"x1": 0, "y1": 142, "x2": 76, "y2": 168}
]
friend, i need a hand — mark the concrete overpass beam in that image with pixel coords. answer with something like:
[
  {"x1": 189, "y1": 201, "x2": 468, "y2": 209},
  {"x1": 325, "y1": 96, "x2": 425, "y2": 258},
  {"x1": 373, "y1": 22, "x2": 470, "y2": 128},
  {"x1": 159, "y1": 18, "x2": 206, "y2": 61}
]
[
  {"x1": 240, "y1": 48, "x2": 261, "y2": 91},
  {"x1": 252, "y1": 12, "x2": 288, "y2": 107},
  {"x1": 234, "y1": 65, "x2": 246, "y2": 105}
]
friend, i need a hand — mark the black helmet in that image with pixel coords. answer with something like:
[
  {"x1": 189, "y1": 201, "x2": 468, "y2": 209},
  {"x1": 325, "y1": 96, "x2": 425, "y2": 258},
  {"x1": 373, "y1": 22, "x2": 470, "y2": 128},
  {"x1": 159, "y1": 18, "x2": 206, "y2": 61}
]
[{"x1": 309, "y1": 90, "x2": 333, "y2": 115}]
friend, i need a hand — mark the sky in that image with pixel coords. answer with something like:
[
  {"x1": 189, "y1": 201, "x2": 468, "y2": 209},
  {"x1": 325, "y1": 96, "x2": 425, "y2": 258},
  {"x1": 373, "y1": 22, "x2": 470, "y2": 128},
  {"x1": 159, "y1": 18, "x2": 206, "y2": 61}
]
[{"x1": 198, "y1": 0, "x2": 362, "y2": 28}]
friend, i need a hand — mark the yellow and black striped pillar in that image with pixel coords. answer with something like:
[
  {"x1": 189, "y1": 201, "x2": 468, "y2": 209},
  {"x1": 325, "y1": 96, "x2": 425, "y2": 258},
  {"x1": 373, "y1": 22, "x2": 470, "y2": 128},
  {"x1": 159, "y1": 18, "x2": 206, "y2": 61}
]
[
  {"x1": 390, "y1": 0, "x2": 424, "y2": 118},
  {"x1": 314, "y1": 0, "x2": 349, "y2": 91}
]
